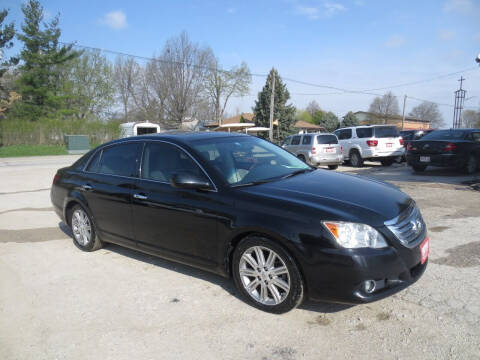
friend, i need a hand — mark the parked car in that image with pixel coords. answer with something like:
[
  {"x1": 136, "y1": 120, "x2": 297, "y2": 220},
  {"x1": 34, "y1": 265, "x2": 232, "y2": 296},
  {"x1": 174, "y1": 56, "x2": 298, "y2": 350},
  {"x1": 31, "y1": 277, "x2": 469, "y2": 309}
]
[
  {"x1": 282, "y1": 133, "x2": 343, "y2": 169},
  {"x1": 51, "y1": 132, "x2": 429, "y2": 314},
  {"x1": 399, "y1": 130, "x2": 434, "y2": 162},
  {"x1": 334, "y1": 125, "x2": 405, "y2": 167},
  {"x1": 406, "y1": 128, "x2": 480, "y2": 174}
]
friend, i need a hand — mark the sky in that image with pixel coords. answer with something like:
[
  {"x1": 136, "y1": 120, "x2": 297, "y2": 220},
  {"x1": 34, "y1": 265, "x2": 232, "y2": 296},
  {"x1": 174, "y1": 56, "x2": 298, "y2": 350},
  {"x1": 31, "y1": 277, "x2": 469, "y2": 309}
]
[{"x1": 3, "y1": 0, "x2": 480, "y2": 125}]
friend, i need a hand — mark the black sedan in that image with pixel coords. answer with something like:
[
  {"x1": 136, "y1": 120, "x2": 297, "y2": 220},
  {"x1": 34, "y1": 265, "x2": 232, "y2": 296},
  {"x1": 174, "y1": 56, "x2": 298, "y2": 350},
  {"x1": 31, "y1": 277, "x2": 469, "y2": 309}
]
[
  {"x1": 406, "y1": 129, "x2": 480, "y2": 174},
  {"x1": 51, "y1": 132, "x2": 429, "y2": 313}
]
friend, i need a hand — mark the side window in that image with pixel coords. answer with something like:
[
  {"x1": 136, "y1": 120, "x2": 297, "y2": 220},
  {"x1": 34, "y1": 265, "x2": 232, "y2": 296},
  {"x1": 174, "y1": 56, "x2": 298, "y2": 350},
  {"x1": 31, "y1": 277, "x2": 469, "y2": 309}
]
[
  {"x1": 141, "y1": 142, "x2": 204, "y2": 182},
  {"x1": 356, "y1": 128, "x2": 373, "y2": 138},
  {"x1": 291, "y1": 136, "x2": 301, "y2": 145},
  {"x1": 282, "y1": 137, "x2": 292, "y2": 146},
  {"x1": 302, "y1": 135, "x2": 312, "y2": 145},
  {"x1": 86, "y1": 150, "x2": 102, "y2": 173},
  {"x1": 98, "y1": 143, "x2": 142, "y2": 177},
  {"x1": 343, "y1": 129, "x2": 352, "y2": 139}
]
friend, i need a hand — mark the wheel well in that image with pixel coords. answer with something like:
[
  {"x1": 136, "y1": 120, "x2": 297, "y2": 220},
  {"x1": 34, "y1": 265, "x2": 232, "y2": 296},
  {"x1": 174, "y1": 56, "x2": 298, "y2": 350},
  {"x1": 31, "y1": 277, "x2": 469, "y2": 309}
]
[
  {"x1": 226, "y1": 231, "x2": 308, "y2": 295},
  {"x1": 64, "y1": 200, "x2": 80, "y2": 226},
  {"x1": 349, "y1": 148, "x2": 359, "y2": 156}
]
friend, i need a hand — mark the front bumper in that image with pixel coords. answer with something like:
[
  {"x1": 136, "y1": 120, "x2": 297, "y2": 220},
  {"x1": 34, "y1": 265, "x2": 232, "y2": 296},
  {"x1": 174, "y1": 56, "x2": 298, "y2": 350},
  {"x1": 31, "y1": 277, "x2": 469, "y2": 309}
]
[
  {"x1": 407, "y1": 153, "x2": 463, "y2": 168},
  {"x1": 303, "y1": 234, "x2": 427, "y2": 304}
]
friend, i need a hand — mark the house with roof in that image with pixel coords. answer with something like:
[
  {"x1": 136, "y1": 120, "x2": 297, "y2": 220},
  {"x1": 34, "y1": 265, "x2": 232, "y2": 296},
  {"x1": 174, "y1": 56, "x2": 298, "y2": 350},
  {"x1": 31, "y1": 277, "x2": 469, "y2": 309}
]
[{"x1": 352, "y1": 111, "x2": 430, "y2": 130}]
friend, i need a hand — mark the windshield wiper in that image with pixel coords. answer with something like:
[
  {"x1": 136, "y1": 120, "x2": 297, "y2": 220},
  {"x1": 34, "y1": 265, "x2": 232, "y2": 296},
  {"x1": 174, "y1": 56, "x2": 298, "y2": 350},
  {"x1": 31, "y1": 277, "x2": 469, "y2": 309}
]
[
  {"x1": 231, "y1": 179, "x2": 274, "y2": 188},
  {"x1": 281, "y1": 168, "x2": 314, "y2": 179}
]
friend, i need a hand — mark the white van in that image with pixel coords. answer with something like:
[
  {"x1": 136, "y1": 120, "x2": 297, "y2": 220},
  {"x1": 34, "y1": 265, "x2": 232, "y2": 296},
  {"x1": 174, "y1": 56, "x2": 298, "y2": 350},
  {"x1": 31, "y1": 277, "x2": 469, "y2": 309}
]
[{"x1": 120, "y1": 122, "x2": 161, "y2": 138}]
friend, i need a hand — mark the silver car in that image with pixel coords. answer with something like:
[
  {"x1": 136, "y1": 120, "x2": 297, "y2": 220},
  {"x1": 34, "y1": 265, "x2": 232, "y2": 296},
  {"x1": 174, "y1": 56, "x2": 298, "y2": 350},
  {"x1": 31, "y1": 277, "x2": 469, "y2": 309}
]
[{"x1": 282, "y1": 133, "x2": 343, "y2": 169}]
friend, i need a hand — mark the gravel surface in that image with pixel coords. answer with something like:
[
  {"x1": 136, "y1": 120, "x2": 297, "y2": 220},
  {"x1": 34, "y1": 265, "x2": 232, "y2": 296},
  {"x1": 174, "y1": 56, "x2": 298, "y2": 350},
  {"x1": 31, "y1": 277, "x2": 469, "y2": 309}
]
[{"x1": 1, "y1": 157, "x2": 479, "y2": 360}]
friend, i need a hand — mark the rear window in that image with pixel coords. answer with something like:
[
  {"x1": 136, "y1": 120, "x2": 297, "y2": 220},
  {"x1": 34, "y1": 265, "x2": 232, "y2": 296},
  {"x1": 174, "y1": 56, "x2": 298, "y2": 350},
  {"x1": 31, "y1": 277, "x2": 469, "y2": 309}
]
[
  {"x1": 316, "y1": 135, "x2": 338, "y2": 144},
  {"x1": 421, "y1": 130, "x2": 466, "y2": 140},
  {"x1": 374, "y1": 126, "x2": 399, "y2": 138},
  {"x1": 356, "y1": 128, "x2": 373, "y2": 138}
]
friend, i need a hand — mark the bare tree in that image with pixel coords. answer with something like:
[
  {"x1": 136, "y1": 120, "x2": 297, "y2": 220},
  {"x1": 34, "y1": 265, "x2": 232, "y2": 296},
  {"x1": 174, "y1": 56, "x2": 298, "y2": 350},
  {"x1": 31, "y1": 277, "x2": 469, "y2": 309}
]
[
  {"x1": 205, "y1": 59, "x2": 251, "y2": 124},
  {"x1": 409, "y1": 101, "x2": 444, "y2": 129},
  {"x1": 306, "y1": 100, "x2": 321, "y2": 117},
  {"x1": 368, "y1": 91, "x2": 400, "y2": 124},
  {"x1": 462, "y1": 110, "x2": 480, "y2": 128},
  {"x1": 157, "y1": 32, "x2": 213, "y2": 128},
  {"x1": 113, "y1": 56, "x2": 137, "y2": 121}
]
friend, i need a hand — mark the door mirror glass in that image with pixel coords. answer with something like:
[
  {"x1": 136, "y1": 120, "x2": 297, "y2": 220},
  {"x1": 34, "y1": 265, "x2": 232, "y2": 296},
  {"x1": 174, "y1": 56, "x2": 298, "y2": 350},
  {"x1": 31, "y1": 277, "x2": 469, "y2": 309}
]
[{"x1": 170, "y1": 172, "x2": 212, "y2": 190}]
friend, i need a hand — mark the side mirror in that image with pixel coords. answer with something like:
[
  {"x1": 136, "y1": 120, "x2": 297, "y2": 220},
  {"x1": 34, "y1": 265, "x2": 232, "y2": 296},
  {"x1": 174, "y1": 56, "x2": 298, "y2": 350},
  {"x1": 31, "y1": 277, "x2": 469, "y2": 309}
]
[{"x1": 170, "y1": 172, "x2": 213, "y2": 191}]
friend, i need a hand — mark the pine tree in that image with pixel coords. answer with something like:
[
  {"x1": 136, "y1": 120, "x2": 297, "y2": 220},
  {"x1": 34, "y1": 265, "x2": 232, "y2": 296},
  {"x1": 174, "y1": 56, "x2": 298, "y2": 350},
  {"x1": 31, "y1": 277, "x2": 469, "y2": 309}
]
[
  {"x1": 253, "y1": 68, "x2": 295, "y2": 141},
  {"x1": 342, "y1": 111, "x2": 360, "y2": 127},
  {"x1": 0, "y1": 8, "x2": 16, "y2": 80},
  {"x1": 319, "y1": 112, "x2": 340, "y2": 132},
  {"x1": 13, "y1": 0, "x2": 80, "y2": 121}
]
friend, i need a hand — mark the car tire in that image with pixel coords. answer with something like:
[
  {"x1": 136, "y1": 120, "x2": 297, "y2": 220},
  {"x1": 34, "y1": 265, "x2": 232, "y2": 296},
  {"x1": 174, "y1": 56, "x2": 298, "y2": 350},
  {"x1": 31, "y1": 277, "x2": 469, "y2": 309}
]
[
  {"x1": 232, "y1": 235, "x2": 304, "y2": 314},
  {"x1": 381, "y1": 159, "x2": 394, "y2": 166},
  {"x1": 297, "y1": 154, "x2": 306, "y2": 162},
  {"x1": 328, "y1": 165, "x2": 338, "y2": 170},
  {"x1": 412, "y1": 164, "x2": 427, "y2": 173},
  {"x1": 465, "y1": 154, "x2": 478, "y2": 174},
  {"x1": 349, "y1": 150, "x2": 363, "y2": 167},
  {"x1": 69, "y1": 204, "x2": 103, "y2": 252}
]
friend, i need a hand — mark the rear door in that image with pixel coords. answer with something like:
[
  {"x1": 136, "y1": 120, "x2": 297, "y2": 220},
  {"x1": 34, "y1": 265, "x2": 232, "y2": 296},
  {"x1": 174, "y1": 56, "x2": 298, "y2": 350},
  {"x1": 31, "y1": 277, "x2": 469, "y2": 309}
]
[
  {"x1": 289, "y1": 135, "x2": 302, "y2": 155},
  {"x1": 82, "y1": 142, "x2": 142, "y2": 246}
]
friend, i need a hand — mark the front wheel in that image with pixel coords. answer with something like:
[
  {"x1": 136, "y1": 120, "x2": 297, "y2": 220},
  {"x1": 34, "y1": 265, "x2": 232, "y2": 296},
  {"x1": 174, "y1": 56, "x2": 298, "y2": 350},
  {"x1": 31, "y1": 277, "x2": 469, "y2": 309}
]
[{"x1": 232, "y1": 236, "x2": 304, "y2": 314}]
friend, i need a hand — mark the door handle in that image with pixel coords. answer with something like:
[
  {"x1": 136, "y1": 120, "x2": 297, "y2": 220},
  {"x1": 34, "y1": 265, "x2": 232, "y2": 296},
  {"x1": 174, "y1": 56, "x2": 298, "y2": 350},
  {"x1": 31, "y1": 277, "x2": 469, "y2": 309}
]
[
  {"x1": 133, "y1": 193, "x2": 148, "y2": 200},
  {"x1": 81, "y1": 184, "x2": 93, "y2": 191}
]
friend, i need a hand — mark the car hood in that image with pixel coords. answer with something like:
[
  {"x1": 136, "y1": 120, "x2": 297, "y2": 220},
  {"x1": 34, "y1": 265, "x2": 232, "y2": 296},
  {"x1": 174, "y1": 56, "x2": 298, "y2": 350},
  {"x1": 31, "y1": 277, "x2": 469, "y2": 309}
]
[{"x1": 239, "y1": 169, "x2": 412, "y2": 226}]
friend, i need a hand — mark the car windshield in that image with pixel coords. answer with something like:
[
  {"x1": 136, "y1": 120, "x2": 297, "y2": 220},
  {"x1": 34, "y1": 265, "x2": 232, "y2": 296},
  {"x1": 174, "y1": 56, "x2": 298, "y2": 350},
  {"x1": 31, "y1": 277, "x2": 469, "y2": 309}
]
[
  {"x1": 316, "y1": 135, "x2": 338, "y2": 144},
  {"x1": 421, "y1": 130, "x2": 466, "y2": 140},
  {"x1": 191, "y1": 136, "x2": 311, "y2": 186},
  {"x1": 374, "y1": 126, "x2": 399, "y2": 138}
]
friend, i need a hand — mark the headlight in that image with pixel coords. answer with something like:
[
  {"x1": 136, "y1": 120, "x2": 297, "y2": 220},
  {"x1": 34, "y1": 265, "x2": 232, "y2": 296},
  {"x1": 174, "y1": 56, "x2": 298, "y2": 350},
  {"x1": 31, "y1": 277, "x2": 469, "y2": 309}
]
[{"x1": 322, "y1": 221, "x2": 388, "y2": 249}]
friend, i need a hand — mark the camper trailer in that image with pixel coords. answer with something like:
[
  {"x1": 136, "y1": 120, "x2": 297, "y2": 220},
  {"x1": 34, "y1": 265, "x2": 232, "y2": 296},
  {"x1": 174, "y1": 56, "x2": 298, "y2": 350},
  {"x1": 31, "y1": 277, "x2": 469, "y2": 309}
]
[{"x1": 119, "y1": 122, "x2": 161, "y2": 138}]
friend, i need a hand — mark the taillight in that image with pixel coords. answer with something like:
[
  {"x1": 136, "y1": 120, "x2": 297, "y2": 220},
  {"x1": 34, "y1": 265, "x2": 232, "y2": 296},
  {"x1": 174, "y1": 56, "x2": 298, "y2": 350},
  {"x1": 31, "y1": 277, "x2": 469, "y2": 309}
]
[
  {"x1": 366, "y1": 140, "x2": 378, "y2": 147},
  {"x1": 399, "y1": 138, "x2": 404, "y2": 145},
  {"x1": 444, "y1": 143, "x2": 457, "y2": 152},
  {"x1": 311, "y1": 147, "x2": 316, "y2": 154},
  {"x1": 53, "y1": 173, "x2": 60, "y2": 184},
  {"x1": 407, "y1": 143, "x2": 412, "y2": 151}
]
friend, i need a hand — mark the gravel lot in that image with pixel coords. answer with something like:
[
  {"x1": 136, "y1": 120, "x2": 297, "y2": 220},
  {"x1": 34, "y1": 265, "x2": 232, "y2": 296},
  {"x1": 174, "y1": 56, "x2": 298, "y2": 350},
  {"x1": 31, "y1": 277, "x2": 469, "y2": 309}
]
[{"x1": 1, "y1": 156, "x2": 479, "y2": 360}]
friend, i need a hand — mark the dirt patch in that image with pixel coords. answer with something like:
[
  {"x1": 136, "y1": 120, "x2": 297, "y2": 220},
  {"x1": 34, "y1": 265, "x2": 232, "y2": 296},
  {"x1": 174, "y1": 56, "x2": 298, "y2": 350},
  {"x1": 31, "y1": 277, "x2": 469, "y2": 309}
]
[
  {"x1": 429, "y1": 226, "x2": 450, "y2": 233},
  {"x1": 355, "y1": 323, "x2": 367, "y2": 331},
  {"x1": 432, "y1": 242, "x2": 480, "y2": 268},
  {"x1": 271, "y1": 347, "x2": 297, "y2": 360},
  {"x1": 376, "y1": 312, "x2": 391, "y2": 321},
  {"x1": 0, "y1": 227, "x2": 67, "y2": 243},
  {"x1": 307, "y1": 314, "x2": 331, "y2": 326}
]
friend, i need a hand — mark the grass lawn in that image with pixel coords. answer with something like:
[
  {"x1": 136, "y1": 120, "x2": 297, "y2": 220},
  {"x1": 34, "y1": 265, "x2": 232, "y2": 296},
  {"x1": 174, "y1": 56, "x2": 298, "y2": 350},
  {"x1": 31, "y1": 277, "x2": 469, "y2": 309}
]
[{"x1": 0, "y1": 144, "x2": 68, "y2": 158}]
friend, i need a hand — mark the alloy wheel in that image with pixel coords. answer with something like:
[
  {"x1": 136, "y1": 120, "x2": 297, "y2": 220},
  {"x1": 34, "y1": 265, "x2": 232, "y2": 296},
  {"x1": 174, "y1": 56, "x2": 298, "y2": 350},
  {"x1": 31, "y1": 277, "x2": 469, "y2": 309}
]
[
  {"x1": 239, "y1": 246, "x2": 291, "y2": 305},
  {"x1": 71, "y1": 209, "x2": 92, "y2": 246}
]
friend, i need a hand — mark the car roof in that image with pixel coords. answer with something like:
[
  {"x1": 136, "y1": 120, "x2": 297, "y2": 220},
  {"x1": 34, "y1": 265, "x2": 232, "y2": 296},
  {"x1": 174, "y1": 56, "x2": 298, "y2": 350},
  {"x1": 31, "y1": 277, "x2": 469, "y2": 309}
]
[
  {"x1": 100, "y1": 131, "x2": 249, "y2": 147},
  {"x1": 336, "y1": 125, "x2": 397, "y2": 130}
]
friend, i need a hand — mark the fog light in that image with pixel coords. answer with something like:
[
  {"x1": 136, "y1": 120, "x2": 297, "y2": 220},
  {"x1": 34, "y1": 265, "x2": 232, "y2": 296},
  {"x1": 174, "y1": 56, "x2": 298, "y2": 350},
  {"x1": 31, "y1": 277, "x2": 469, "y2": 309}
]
[{"x1": 363, "y1": 280, "x2": 376, "y2": 294}]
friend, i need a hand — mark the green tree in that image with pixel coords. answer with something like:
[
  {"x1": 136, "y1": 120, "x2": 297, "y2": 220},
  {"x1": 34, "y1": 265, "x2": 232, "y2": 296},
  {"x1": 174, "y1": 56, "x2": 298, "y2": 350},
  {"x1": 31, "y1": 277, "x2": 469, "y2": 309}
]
[
  {"x1": 342, "y1": 111, "x2": 360, "y2": 127},
  {"x1": 311, "y1": 109, "x2": 326, "y2": 125},
  {"x1": 319, "y1": 111, "x2": 340, "y2": 132},
  {"x1": 12, "y1": 0, "x2": 80, "y2": 121},
  {"x1": 296, "y1": 110, "x2": 312, "y2": 124},
  {"x1": 253, "y1": 68, "x2": 295, "y2": 140},
  {"x1": 0, "y1": 8, "x2": 16, "y2": 80}
]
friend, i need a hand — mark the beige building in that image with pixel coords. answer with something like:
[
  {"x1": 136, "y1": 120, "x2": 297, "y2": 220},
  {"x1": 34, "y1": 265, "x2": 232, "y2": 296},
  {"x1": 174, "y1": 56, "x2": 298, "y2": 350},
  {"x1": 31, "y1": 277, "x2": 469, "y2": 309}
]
[{"x1": 353, "y1": 111, "x2": 430, "y2": 130}]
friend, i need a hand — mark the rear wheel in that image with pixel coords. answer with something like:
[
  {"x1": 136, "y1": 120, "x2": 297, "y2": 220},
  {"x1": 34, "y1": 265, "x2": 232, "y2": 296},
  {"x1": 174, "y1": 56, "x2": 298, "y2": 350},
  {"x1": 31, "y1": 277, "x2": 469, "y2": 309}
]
[
  {"x1": 349, "y1": 150, "x2": 363, "y2": 167},
  {"x1": 297, "y1": 154, "x2": 306, "y2": 162},
  {"x1": 412, "y1": 164, "x2": 427, "y2": 173},
  {"x1": 232, "y1": 236, "x2": 304, "y2": 314},
  {"x1": 328, "y1": 165, "x2": 338, "y2": 170},
  {"x1": 465, "y1": 154, "x2": 478, "y2": 174},
  {"x1": 69, "y1": 205, "x2": 103, "y2": 251}
]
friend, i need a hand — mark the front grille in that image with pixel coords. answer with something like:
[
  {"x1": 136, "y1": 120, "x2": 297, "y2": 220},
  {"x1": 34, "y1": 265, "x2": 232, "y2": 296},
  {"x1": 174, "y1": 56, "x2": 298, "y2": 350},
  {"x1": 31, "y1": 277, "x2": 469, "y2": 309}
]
[{"x1": 384, "y1": 202, "x2": 426, "y2": 248}]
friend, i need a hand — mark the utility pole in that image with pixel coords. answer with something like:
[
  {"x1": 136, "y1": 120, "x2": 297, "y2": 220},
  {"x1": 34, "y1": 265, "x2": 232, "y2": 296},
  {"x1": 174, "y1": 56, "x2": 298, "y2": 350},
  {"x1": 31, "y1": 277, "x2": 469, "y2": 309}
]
[
  {"x1": 401, "y1": 95, "x2": 407, "y2": 131},
  {"x1": 269, "y1": 75, "x2": 275, "y2": 142},
  {"x1": 453, "y1": 77, "x2": 466, "y2": 129}
]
